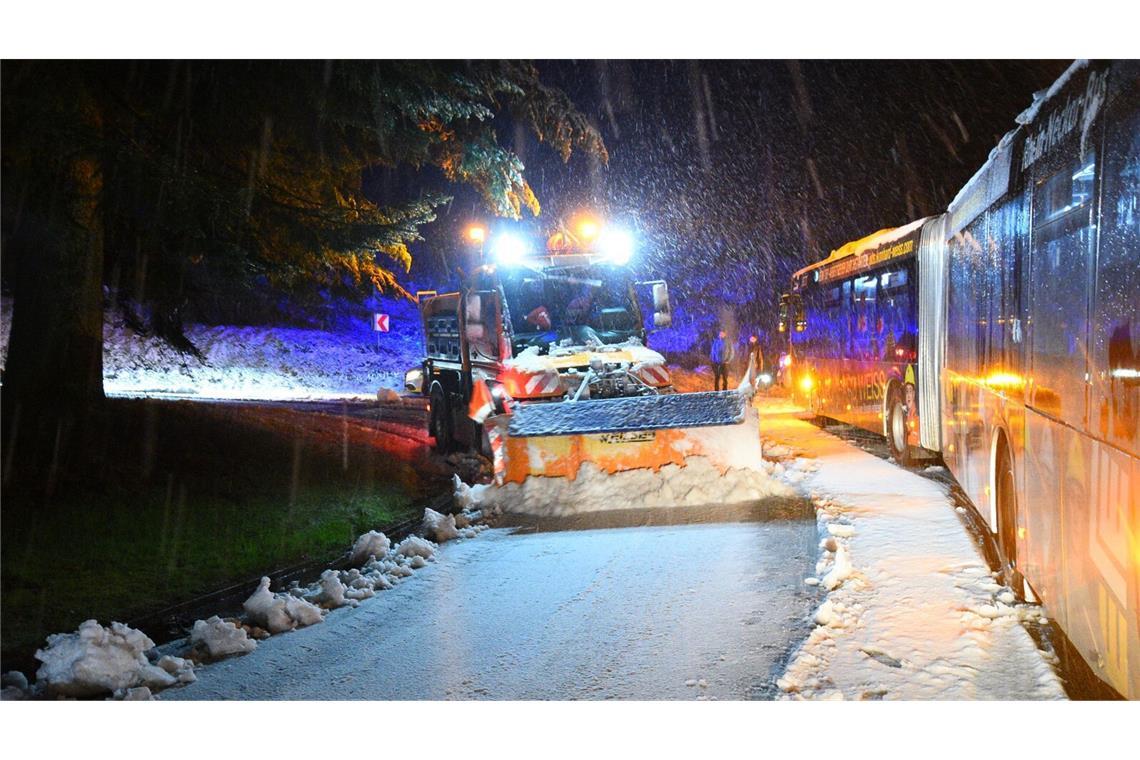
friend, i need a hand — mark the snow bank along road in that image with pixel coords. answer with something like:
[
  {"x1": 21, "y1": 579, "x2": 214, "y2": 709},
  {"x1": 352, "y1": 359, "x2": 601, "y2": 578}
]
[
  {"x1": 758, "y1": 401, "x2": 1066, "y2": 700},
  {"x1": 166, "y1": 504, "x2": 819, "y2": 700}
]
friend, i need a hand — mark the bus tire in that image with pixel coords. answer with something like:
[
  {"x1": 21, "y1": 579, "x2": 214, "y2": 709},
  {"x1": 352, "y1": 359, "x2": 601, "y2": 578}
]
[
  {"x1": 886, "y1": 386, "x2": 913, "y2": 467},
  {"x1": 429, "y1": 385, "x2": 454, "y2": 453},
  {"x1": 995, "y1": 437, "x2": 1025, "y2": 598}
]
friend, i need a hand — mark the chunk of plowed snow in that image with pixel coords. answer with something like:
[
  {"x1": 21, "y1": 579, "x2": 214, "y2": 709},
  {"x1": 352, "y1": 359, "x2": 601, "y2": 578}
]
[
  {"x1": 395, "y1": 536, "x2": 436, "y2": 560},
  {"x1": 422, "y1": 508, "x2": 459, "y2": 543},
  {"x1": 468, "y1": 456, "x2": 793, "y2": 517},
  {"x1": 34, "y1": 620, "x2": 158, "y2": 698},
  {"x1": 243, "y1": 577, "x2": 324, "y2": 634},
  {"x1": 191, "y1": 616, "x2": 258, "y2": 660},
  {"x1": 350, "y1": 531, "x2": 391, "y2": 566}
]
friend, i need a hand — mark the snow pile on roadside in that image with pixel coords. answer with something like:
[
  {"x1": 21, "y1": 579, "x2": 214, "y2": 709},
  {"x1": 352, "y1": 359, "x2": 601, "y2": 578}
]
[
  {"x1": 304, "y1": 570, "x2": 353, "y2": 610},
  {"x1": 246, "y1": 517, "x2": 489, "y2": 626},
  {"x1": 394, "y1": 535, "x2": 437, "y2": 559},
  {"x1": 243, "y1": 577, "x2": 326, "y2": 634},
  {"x1": 1, "y1": 671, "x2": 31, "y2": 701},
  {"x1": 33, "y1": 620, "x2": 195, "y2": 699},
  {"x1": 190, "y1": 616, "x2": 258, "y2": 660},
  {"x1": 463, "y1": 455, "x2": 794, "y2": 518},
  {"x1": 422, "y1": 508, "x2": 460, "y2": 542},
  {"x1": 10, "y1": 511, "x2": 494, "y2": 699},
  {"x1": 350, "y1": 530, "x2": 392, "y2": 565},
  {"x1": 758, "y1": 402, "x2": 1066, "y2": 700}
]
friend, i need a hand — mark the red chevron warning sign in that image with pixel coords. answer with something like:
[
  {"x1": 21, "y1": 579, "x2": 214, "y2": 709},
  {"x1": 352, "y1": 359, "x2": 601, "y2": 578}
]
[{"x1": 373, "y1": 313, "x2": 389, "y2": 332}]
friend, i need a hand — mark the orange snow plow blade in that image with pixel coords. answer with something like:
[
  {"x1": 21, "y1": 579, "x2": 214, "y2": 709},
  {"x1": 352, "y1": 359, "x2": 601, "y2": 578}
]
[{"x1": 488, "y1": 390, "x2": 763, "y2": 484}]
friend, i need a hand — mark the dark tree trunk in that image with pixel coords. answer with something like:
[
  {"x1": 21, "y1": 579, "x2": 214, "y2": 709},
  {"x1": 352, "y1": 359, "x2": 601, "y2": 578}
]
[
  {"x1": 4, "y1": 152, "x2": 104, "y2": 408},
  {"x1": 2, "y1": 142, "x2": 105, "y2": 490}
]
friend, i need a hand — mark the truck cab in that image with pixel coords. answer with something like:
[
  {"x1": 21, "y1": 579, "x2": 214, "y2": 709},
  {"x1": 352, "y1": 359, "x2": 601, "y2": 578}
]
[{"x1": 409, "y1": 250, "x2": 674, "y2": 452}]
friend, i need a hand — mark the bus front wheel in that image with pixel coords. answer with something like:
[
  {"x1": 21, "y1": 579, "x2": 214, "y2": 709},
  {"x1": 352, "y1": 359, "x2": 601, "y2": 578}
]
[{"x1": 887, "y1": 387, "x2": 913, "y2": 467}]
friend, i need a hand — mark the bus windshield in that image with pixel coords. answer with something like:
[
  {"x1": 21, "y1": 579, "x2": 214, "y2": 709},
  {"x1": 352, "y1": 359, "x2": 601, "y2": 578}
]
[{"x1": 501, "y1": 265, "x2": 641, "y2": 353}]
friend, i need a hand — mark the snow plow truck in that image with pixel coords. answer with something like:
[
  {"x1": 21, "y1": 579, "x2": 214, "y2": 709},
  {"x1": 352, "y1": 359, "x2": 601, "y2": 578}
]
[{"x1": 405, "y1": 224, "x2": 763, "y2": 484}]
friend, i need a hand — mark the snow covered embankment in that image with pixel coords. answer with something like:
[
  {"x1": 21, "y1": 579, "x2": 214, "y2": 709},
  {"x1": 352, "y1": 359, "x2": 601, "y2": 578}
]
[
  {"x1": 4, "y1": 507, "x2": 488, "y2": 701},
  {"x1": 102, "y1": 309, "x2": 421, "y2": 402},
  {"x1": 2, "y1": 296, "x2": 422, "y2": 402},
  {"x1": 759, "y1": 404, "x2": 1065, "y2": 700}
]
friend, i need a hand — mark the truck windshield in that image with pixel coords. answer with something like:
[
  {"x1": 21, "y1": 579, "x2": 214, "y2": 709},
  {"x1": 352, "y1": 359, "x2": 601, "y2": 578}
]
[{"x1": 501, "y1": 265, "x2": 641, "y2": 353}]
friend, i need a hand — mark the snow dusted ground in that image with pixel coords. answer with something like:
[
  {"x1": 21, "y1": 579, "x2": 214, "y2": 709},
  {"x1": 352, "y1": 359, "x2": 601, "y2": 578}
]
[
  {"x1": 757, "y1": 398, "x2": 1066, "y2": 700},
  {"x1": 164, "y1": 515, "x2": 818, "y2": 700},
  {"x1": 0, "y1": 295, "x2": 424, "y2": 402}
]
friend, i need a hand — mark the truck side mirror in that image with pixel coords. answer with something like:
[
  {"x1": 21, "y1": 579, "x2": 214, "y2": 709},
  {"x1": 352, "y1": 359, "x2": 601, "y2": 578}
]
[
  {"x1": 404, "y1": 368, "x2": 424, "y2": 394},
  {"x1": 652, "y1": 282, "x2": 671, "y2": 328}
]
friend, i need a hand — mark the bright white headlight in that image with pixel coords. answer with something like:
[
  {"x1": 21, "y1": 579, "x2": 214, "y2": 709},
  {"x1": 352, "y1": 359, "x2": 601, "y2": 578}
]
[
  {"x1": 598, "y1": 228, "x2": 634, "y2": 265},
  {"x1": 492, "y1": 233, "x2": 529, "y2": 265}
]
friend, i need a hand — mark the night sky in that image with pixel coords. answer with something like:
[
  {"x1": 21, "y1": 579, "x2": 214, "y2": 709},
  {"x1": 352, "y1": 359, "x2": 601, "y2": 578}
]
[{"x1": 406, "y1": 60, "x2": 1069, "y2": 340}]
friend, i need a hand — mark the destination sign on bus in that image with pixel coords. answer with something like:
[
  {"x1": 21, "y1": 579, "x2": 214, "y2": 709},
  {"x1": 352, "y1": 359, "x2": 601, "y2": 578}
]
[
  {"x1": 1020, "y1": 67, "x2": 1108, "y2": 171},
  {"x1": 815, "y1": 236, "x2": 916, "y2": 285}
]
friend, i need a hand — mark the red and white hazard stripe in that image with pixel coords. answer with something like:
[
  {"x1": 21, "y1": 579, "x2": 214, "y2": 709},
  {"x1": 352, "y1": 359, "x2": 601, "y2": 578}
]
[
  {"x1": 468, "y1": 380, "x2": 494, "y2": 423},
  {"x1": 637, "y1": 364, "x2": 672, "y2": 387},
  {"x1": 486, "y1": 424, "x2": 506, "y2": 485},
  {"x1": 521, "y1": 371, "x2": 562, "y2": 397}
]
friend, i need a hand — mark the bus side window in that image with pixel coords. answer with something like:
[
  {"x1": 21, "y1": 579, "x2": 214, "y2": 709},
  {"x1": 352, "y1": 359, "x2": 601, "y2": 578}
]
[
  {"x1": 1093, "y1": 98, "x2": 1140, "y2": 450},
  {"x1": 841, "y1": 280, "x2": 854, "y2": 359},
  {"x1": 1029, "y1": 151, "x2": 1097, "y2": 425},
  {"x1": 853, "y1": 274, "x2": 879, "y2": 361},
  {"x1": 824, "y1": 285, "x2": 842, "y2": 359}
]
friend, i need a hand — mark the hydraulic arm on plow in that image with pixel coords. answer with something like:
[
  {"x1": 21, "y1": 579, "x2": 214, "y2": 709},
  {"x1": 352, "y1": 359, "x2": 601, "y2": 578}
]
[{"x1": 406, "y1": 224, "x2": 762, "y2": 483}]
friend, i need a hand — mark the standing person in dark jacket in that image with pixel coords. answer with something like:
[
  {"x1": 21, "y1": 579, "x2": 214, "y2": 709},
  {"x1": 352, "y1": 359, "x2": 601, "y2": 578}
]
[
  {"x1": 747, "y1": 334, "x2": 765, "y2": 375},
  {"x1": 710, "y1": 330, "x2": 734, "y2": 391}
]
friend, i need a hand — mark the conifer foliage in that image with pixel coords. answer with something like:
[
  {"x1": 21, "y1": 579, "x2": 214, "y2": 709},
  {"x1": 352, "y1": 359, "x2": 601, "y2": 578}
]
[{"x1": 1, "y1": 60, "x2": 604, "y2": 404}]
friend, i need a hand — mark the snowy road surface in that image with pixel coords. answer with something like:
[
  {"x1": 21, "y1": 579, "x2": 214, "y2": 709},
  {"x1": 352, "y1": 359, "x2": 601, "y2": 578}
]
[
  {"x1": 167, "y1": 508, "x2": 818, "y2": 700},
  {"x1": 756, "y1": 400, "x2": 1067, "y2": 700}
]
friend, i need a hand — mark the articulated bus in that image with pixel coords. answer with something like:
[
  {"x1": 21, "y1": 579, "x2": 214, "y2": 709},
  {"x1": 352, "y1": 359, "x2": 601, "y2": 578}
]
[
  {"x1": 781, "y1": 216, "x2": 938, "y2": 466},
  {"x1": 781, "y1": 60, "x2": 1139, "y2": 698}
]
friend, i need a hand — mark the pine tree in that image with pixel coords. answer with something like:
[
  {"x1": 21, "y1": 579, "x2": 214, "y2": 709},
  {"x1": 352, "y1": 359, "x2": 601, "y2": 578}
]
[{"x1": 1, "y1": 60, "x2": 606, "y2": 409}]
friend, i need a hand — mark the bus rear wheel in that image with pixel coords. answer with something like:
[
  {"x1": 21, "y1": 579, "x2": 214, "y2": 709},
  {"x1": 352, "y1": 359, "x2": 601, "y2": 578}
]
[
  {"x1": 887, "y1": 387, "x2": 913, "y2": 467},
  {"x1": 429, "y1": 386, "x2": 454, "y2": 453},
  {"x1": 995, "y1": 439, "x2": 1025, "y2": 598}
]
